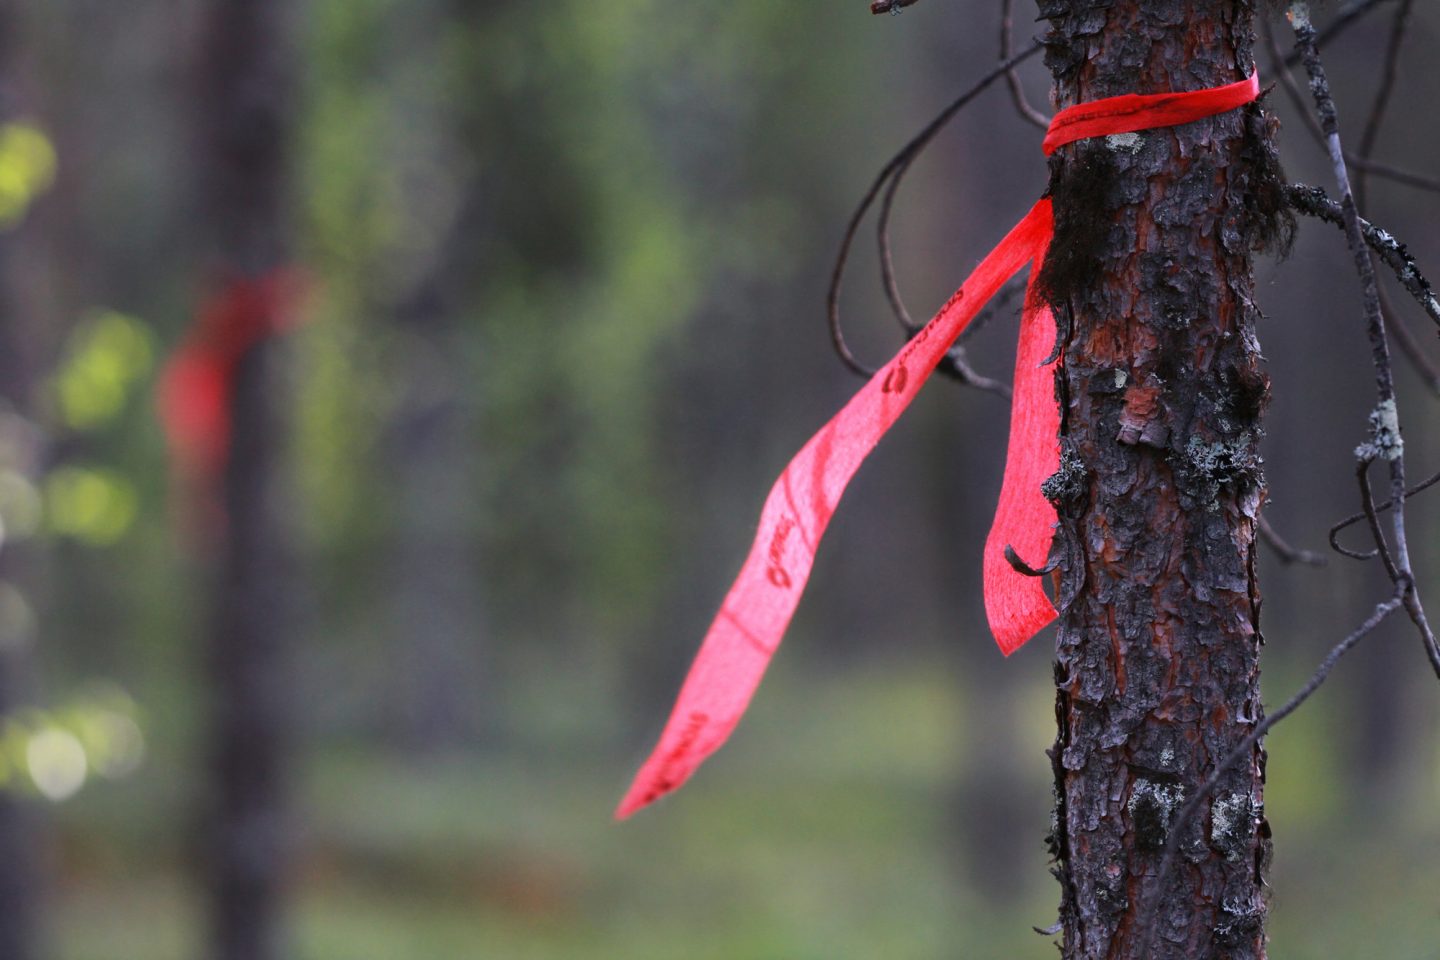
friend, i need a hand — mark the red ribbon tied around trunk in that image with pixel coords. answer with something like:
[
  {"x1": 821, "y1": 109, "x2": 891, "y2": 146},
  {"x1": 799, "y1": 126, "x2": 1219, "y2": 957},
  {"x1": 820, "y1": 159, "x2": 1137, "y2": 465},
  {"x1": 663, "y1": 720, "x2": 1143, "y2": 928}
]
[
  {"x1": 158, "y1": 268, "x2": 307, "y2": 486},
  {"x1": 617, "y1": 70, "x2": 1260, "y2": 820}
]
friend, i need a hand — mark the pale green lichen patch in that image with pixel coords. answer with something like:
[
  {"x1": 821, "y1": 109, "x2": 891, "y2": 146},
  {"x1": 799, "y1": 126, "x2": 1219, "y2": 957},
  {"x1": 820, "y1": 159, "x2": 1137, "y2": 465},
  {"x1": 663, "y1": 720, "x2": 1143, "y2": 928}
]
[
  {"x1": 1356, "y1": 398, "x2": 1403, "y2": 461},
  {"x1": 1128, "y1": 777, "x2": 1185, "y2": 851},
  {"x1": 1106, "y1": 132, "x2": 1143, "y2": 154},
  {"x1": 1175, "y1": 433, "x2": 1263, "y2": 511},
  {"x1": 1210, "y1": 793, "x2": 1253, "y2": 862}
]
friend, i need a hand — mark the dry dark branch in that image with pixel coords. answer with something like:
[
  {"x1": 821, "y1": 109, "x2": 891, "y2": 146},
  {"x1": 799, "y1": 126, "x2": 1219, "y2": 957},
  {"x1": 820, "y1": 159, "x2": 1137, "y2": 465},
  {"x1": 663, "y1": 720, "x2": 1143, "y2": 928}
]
[
  {"x1": 1376, "y1": 285, "x2": 1440, "y2": 395},
  {"x1": 1000, "y1": 0, "x2": 1049, "y2": 129},
  {"x1": 1258, "y1": 513, "x2": 1326, "y2": 566},
  {"x1": 1343, "y1": 0, "x2": 1440, "y2": 395},
  {"x1": 1330, "y1": 465, "x2": 1440, "y2": 556},
  {"x1": 1354, "y1": 0, "x2": 1413, "y2": 212},
  {"x1": 1262, "y1": 18, "x2": 1440, "y2": 198},
  {"x1": 1357, "y1": 456, "x2": 1402, "y2": 580},
  {"x1": 874, "y1": 136, "x2": 1013, "y2": 399},
  {"x1": 828, "y1": 42, "x2": 1043, "y2": 377}
]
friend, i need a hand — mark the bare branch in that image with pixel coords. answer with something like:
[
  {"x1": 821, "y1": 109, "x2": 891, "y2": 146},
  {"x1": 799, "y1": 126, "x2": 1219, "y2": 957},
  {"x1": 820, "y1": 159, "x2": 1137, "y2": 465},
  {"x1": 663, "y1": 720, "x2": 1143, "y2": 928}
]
[
  {"x1": 828, "y1": 42, "x2": 1043, "y2": 377},
  {"x1": 1262, "y1": 18, "x2": 1440, "y2": 198},
  {"x1": 1258, "y1": 513, "x2": 1326, "y2": 566},
  {"x1": 1355, "y1": 0, "x2": 1414, "y2": 212},
  {"x1": 1357, "y1": 455, "x2": 1401, "y2": 580},
  {"x1": 874, "y1": 136, "x2": 1014, "y2": 399},
  {"x1": 1286, "y1": 0, "x2": 1440, "y2": 684},
  {"x1": 1000, "y1": 0, "x2": 1049, "y2": 130},
  {"x1": 1377, "y1": 285, "x2": 1440, "y2": 396},
  {"x1": 1330, "y1": 465, "x2": 1440, "y2": 558}
]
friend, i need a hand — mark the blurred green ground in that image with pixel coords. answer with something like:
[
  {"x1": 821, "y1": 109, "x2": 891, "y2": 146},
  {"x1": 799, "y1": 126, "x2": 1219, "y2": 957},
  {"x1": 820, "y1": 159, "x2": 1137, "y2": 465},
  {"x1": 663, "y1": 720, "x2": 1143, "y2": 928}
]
[{"x1": 49, "y1": 660, "x2": 1440, "y2": 960}]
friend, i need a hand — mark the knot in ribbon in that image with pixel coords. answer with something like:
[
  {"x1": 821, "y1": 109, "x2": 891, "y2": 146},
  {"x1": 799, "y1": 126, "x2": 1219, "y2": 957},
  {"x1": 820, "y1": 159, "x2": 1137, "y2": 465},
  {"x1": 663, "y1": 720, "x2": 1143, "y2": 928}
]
[{"x1": 618, "y1": 70, "x2": 1261, "y2": 820}]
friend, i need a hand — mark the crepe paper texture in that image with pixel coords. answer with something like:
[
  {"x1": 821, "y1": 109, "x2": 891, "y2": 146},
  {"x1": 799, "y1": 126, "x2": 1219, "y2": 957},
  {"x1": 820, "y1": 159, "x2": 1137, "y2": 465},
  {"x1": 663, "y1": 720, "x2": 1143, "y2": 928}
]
[{"x1": 618, "y1": 69, "x2": 1261, "y2": 820}]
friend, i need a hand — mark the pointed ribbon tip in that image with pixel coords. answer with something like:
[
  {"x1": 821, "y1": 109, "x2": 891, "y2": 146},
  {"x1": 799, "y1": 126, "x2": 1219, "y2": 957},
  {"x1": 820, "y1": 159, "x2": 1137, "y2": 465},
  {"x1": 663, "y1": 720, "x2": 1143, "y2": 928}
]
[{"x1": 619, "y1": 68, "x2": 1261, "y2": 818}]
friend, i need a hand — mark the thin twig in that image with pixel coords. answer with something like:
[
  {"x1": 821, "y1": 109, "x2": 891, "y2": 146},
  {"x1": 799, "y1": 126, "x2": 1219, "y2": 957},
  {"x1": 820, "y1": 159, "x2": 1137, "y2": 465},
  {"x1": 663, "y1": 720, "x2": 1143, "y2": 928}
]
[
  {"x1": 1001, "y1": 0, "x2": 1049, "y2": 129},
  {"x1": 1134, "y1": 594, "x2": 1406, "y2": 960},
  {"x1": 873, "y1": 140, "x2": 1014, "y2": 399},
  {"x1": 877, "y1": 151, "x2": 921, "y2": 335},
  {"x1": 1262, "y1": 18, "x2": 1440, "y2": 198},
  {"x1": 1357, "y1": 456, "x2": 1402, "y2": 580},
  {"x1": 1343, "y1": 0, "x2": 1440, "y2": 395},
  {"x1": 1280, "y1": 0, "x2": 1394, "y2": 69},
  {"x1": 958, "y1": 272, "x2": 1027, "y2": 346},
  {"x1": 1288, "y1": 0, "x2": 1440, "y2": 687},
  {"x1": 1329, "y1": 465, "x2": 1440, "y2": 555},
  {"x1": 1377, "y1": 285, "x2": 1440, "y2": 396},
  {"x1": 1353, "y1": 0, "x2": 1410, "y2": 216},
  {"x1": 828, "y1": 42, "x2": 1044, "y2": 376},
  {"x1": 1284, "y1": 183, "x2": 1440, "y2": 329},
  {"x1": 1258, "y1": 513, "x2": 1327, "y2": 566}
]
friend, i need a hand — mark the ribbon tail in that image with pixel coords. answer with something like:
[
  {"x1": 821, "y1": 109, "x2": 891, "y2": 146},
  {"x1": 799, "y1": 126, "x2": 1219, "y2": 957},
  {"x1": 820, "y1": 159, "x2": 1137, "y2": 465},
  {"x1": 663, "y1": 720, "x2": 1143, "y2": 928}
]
[
  {"x1": 983, "y1": 201, "x2": 1061, "y2": 655},
  {"x1": 616, "y1": 201, "x2": 1056, "y2": 819}
]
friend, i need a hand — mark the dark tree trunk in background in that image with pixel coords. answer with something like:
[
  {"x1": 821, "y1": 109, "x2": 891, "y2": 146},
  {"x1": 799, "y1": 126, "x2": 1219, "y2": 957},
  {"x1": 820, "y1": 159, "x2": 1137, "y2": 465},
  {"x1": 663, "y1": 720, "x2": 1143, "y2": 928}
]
[
  {"x1": 197, "y1": 2, "x2": 300, "y2": 958},
  {"x1": 383, "y1": 0, "x2": 489, "y2": 752},
  {"x1": 0, "y1": 6, "x2": 40, "y2": 957},
  {"x1": 1039, "y1": 3, "x2": 1273, "y2": 957}
]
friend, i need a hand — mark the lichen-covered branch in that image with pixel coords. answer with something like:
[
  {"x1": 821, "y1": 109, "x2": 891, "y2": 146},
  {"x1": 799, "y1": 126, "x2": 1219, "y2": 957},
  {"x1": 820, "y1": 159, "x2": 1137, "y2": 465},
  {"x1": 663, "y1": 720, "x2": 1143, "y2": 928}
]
[
  {"x1": 870, "y1": 0, "x2": 921, "y2": 13},
  {"x1": 1285, "y1": 183, "x2": 1440, "y2": 328},
  {"x1": 1288, "y1": 0, "x2": 1440, "y2": 682},
  {"x1": 1262, "y1": 17, "x2": 1440, "y2": 198}
]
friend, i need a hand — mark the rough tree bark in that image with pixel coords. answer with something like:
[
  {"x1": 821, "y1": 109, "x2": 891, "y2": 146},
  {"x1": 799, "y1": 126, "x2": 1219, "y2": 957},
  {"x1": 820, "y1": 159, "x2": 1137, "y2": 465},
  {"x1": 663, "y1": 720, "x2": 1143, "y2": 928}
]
[
  {"x1": 1038, "y1": 2, "x2": 1275, "y2": 957},
  {"x1": 197, "y1": 2, "x2": 300, "y2": 959}
]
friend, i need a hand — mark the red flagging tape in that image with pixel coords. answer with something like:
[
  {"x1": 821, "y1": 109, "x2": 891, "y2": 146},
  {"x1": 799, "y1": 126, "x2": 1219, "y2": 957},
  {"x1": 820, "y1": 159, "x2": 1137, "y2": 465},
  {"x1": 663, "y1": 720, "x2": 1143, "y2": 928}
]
[
  {"x1": 616, "y1": 201, "x2": 1055, "y2": 819},
  {"x1": 158, "y1": 268, "x2": 306, "y2": 484},
  {"x1": 618, "y1": 69, "x2": 1260, "y2": 819},
  {"x1": 984, "y1": 255, "x2": 1061, "y2": 656},
  {"x1": 1042, "y1": 73, "x2": 1259, "y2": 156}
]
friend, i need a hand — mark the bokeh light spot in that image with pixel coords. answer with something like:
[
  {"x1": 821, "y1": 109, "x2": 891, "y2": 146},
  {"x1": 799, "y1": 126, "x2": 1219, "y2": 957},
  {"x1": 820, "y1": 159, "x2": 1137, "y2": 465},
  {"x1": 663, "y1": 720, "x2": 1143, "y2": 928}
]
[{"x1": 25, "y1": 727, "x2": 88, "y2": 802}]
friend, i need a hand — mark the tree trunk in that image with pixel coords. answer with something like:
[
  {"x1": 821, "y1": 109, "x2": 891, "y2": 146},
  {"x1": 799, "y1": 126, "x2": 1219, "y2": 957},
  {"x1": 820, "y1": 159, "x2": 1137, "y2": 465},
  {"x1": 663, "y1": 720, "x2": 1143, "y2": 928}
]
[
  {"x1": 0, "y1": 5, "x2": 41, "y2": 957},
  {"x1": 197, "y1": 3, "x2": 299, "y2": 959},
  {"x1": 382, "y1": 0, "x2": 490, "y2": 753},
  {"x1": 0, "y1": 322, "x2": 39, "y2": 959},
  {"x1": 1038, "y1": 3, "x2": 1275, "y2": 957}
]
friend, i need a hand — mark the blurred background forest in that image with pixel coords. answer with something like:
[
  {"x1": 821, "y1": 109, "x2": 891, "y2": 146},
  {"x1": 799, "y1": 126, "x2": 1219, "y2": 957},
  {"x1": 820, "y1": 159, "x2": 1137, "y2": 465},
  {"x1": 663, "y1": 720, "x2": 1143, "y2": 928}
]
[{"x1": 0, "y1": 1, "x2": 1437, "y2": 957}]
